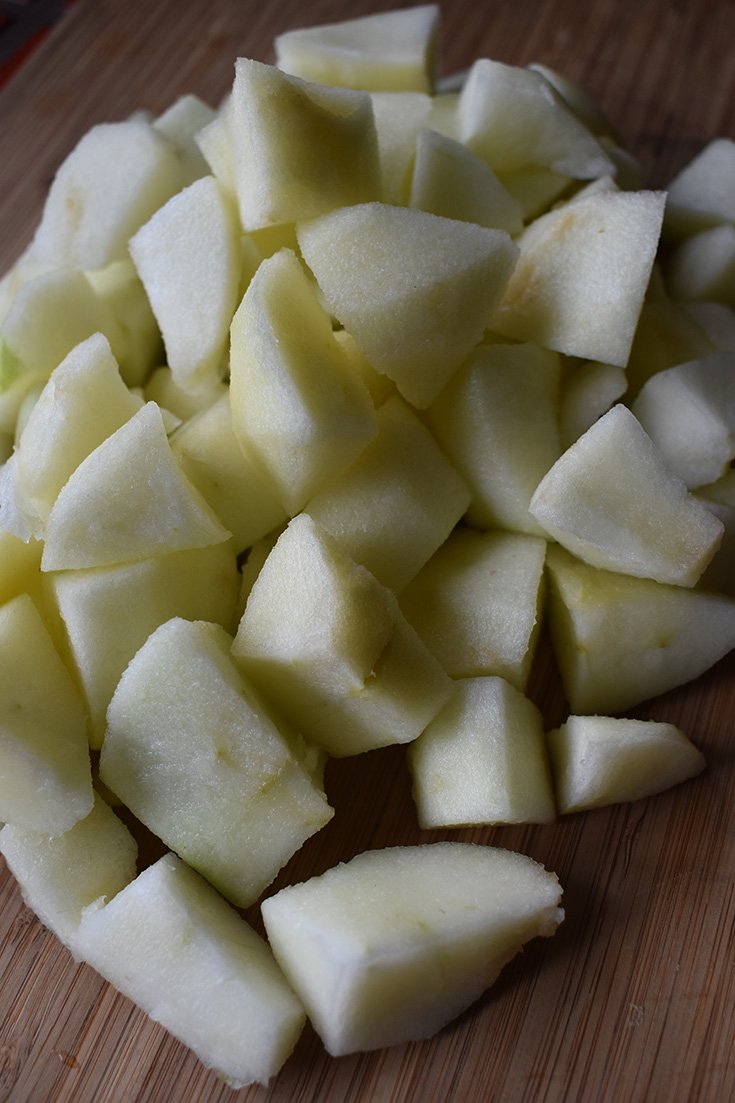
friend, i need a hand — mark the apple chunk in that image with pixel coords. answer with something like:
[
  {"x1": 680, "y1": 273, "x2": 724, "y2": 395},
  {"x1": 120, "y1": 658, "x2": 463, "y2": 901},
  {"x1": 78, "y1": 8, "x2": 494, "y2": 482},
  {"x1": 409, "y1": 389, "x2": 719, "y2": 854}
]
[{"x1": 261, "y1": 842, "x2": 563, "y2": 1056}]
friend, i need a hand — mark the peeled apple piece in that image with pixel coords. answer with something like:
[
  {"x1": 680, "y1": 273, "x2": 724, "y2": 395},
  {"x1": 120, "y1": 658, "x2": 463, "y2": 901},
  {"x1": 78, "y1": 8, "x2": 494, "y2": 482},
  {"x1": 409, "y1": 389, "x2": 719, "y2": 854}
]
[{"x1": 261, "y1": 843, "x2": 564, "y2": 1056}]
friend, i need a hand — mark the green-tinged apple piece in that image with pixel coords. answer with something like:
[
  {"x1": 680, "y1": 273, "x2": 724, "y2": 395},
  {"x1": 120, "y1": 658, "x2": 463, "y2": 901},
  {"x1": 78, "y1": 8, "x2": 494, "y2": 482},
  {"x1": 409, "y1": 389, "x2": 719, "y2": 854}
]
[
  {"x1": 195, "y1": 96, "x2": 237, "y2": 197},
  {"x1": 559, "y1": 359, "x2": 627, "y2": 449},
  {"x1": 229, "y1": 247, "x2": 377, "y2": 516},
  {"x1": 399, "y1": 528, "x2": 547, "y2": 688},
  {"x1": 624, "y1": 298, "x2": 716, "y2": 399},
  {"x1": 297, "y1": 202, "x2": 519, "y2": 408},
  {"x1": 426, "y1": 342, "x2": 561, "y2": 535},
  {"x1": 153, "y1": 93, "x2": 216, "y2": 185},
  {"x1": 232, "y1": 514, "x2": 453, "y2": 756},
  {"x1": 408, "y1": 677, "x2": 556, "y2": 827},
  {"x1": 230, "y1": 60, "x2": 380, "y2": 231},
  {"x1": 0, "y1": 593, "x2": 93, "y2": 835},
  {"x1": 144, "y1": 366, "x2": 226, "y2": 422},
  {"x1": 666, "y1": 223, "x2": 735, "y2": 305},
  {"x1": 261, "y1": 842, "x2": 563, "y2": 1056},
  {"x1": 497, "y1": 164, "x2": 572, "y2": 221},
  {"x1": 129, "y1": 176, "x2": 242, "y2": 393},
  {"x1": 527, "y1": 63, "x2": 618, "y2": 139},
  {"x1": 529, "y1": 404, "x2": 723, "y2": 586},
  {"x1": 0, "y1": 530, "x2": 42, "y2": 606},
  {"x1": 86, "y1": 260, "x2": 163, "y2": 388},
  {"x1": 545, "y1": 544, "x2": 735, "y2": 713},
  {"x1": 30, "y1": 118, "x2": 184, "y2": 270},
  {"x1": 100, "y1": 617, "x2": 333, "y2": 907},
  {"x1": 41, "y1": 402, "x2": 231, "y2": 571},
  {"x1": 492, "y1": 190, "x2": 666, "y2": 366},
  {"x1": 684, "y1": 302, "x2": 735, "y2": 351},
  {"x1": 274, "y1": 5, "x2": 439, "y2": 92},
  {"x1": 547, "y1": 715, "x2": 706, "y2": 813},
  {"x1": 74, "y1": 853, "x2": 306, "y2": 1088},
  {"x1": 305, "y1": 393, "x2": 470, "y2": 592},
  {"x1": 369, "y1": 91, "x2": 432, "y2": 204},
  {"x1": 0, "y1": 794, "x2": 137, "y2": 944},
  {"x1": 50, "y1": 540, "x2": 240, "y2": 748},
  {"x1": 663, "y1": 138, "x2": 735, "y2": 240}
]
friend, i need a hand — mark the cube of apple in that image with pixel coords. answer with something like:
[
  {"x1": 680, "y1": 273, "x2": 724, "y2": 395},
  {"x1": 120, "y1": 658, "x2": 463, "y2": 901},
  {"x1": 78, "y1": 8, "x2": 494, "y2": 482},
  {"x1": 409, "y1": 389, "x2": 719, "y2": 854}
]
[
  {"x1": 492, "y1": 190, "x2": 666, "y2": 367},
  {"x1": 529, "y1": 404, "x2": 723, "y2": 586},
  {"x1": 230, "y1": 60, "x2": 380, "y2": 232},
  {"x1": 458, "y1": 59, "x2": 613, "y2": 178},
  {"x1": 261, "y1": 842, "x2": 563, "y2": 1055},
  {"x1": 664, "y1": 138, "x2": 735, "y2": 240},
  {"x1": 369, "y1": 91, "x2": 431, "y2": 203},
  {"x1": 545, "y1": 544, "x2": 735, "y2": 713},
  {"x1": 74, "y1": 853, "x2": 306, "y2": 1088},
  {"x1": 0, "y1": 794, "x2": 137, "y2": 944},
  {"x1": 559, "y1": 359, "x2": 627, "y2": 449},
  {"x1": 100, "y1": 617, "x2": 333, "y2": 907},
  {"x1": 426, "y1": 342, "x2": 561, "y2": 536},
  {"x1": 232, "y1": 514, "x2": 453, "y2": 756},
  {"x1": 274, "y1": 5, "x2": 439, "y2": 93},
  {"x1": 399, "y1": 527, "x2": 546, "y2": 688},
  {"x1": 0, "y1": 593, "x2": 93, "y2": 835},
  {"x1": 229, "y1": 248, "x2": 377, "y2": 516},
  {"x1": 305, "y1": 394, "x2": 470, "y2": 592},
  {"x1": 409, "y1": 678, "x2": 556, "y2": 828},
  {"x1": 409, "y1": 128, "x2": 523, "y2": 234},
  {"x1": 49, "y1": 540, "x2": 240, "y2": 747},
  {"x1": 30, "y1": 118, "x2": 184, "y2": 270},
  {"x1": 86, "y1": 260, "x2": 163, "y2": 388},
  {"x1": 41, "y1": 402, "x2": 231, "y2": 571},
  {"x1": 666, "y1": 223, "x2": 735, "y2": 305},
  {"x1": 547, "y1": 716, "x2": 706, "y2": 813},
  {"x1": 297, "y1": 202, "x2": 519, "y2": 408}
]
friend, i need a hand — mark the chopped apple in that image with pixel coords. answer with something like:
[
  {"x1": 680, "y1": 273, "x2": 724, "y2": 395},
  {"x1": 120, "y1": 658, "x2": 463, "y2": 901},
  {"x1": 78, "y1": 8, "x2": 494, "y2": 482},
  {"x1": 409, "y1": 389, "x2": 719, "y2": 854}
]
[
  {"x1": 663, "y1": 137, "x2": 735, "y2": 240},
  {"x1": 666, "y1": 223, "x2": 735, "y2": 305},
  {"x1": 369, "y1": 91, "x2": 432, "y2": 203},
  {"x1": 261, "y1": 842, "x2": 564, "y2": 1055},
  {"x1": 154, "y1": 93, "x2": 216, "y2": 184},
  {"x1": 86, "y1": 260, "x2": 163, "y2": 388},
  {"x1": 559, "y1": 359, "x2": 627, "y2": 449}
]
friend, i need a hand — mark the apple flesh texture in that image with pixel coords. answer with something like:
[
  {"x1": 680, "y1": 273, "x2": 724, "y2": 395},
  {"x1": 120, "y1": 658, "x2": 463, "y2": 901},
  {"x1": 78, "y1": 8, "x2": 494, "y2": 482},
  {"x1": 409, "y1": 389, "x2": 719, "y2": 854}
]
[
  {"x1": 74, "y1": 853, "x2": 306, "y2": 1089},
  {"x1": 666, "y1": 223, "x2": 735, "y2": 305},
  {"x1": 426, "y1": 342, "x2": 561, "y2": 536},
  {"x1": 305, "y1": 393, "x2": 470, "y2": 593},
  {"x1": 399, "y1": 527, "x2": 547, "y2": 690},
  {"x1": 232, "y1": 514, "x2": 453, "y2": 757},
  {"x1": 370, "y1": 92, "x2": 431, "y2": 204},
  {"x1": 530, "y1": 404, "x2": 723, "y2": 587},
  {"x1": 229, "y1": 247, "x2": 377, "y2": 517},
  {"x1": 663, "y1": 138, "x2": 735, "y2": 240},
  {"x1": 297, "y1": 202, "x2": 519, "y2": 409},
  {"x1": 624, "y1": 298, "x2": 716, "y2": 399},
  {"x1": 86, "y1": 260, "x2": 163, "y2": 388},
  {"x1": 274, "y1": 5, "x2": 439, "y2": 93},
  {"x1": 492, "y1": 190, "x2": 666, "y2": 367},
  {"x1": 0, "y1": 794, "x2": 137, "y2": 945},
  {"x1": 261, "y1": 842, "x2": 563, "y2": 1056},
  {"x1": 129, "y1": 176, "x2": 242, "y2": 394},
  {"x1": 558, "y1": 359, "x2": 627, "y2": 450},
  {"x1": 545, "y1": 545, "x2": 735, "y2": 714},
  {"x1": 408, "y1": 677, "x2": 556, "y2": 828},
  {"x1": 153, "y1": 93, "x2": 216, "y2": 186},
  {"x1": 547, "y1": 716, "x2": 706, "y2": 813},
  {"x1": 230, "y1": 59, "x2": 380, "y2": 232},
  {"x1": 0, "y1": 593, "x2": 93, "y2": 836},
  {"x1": 50, "y1": 540, "x2": 240, "y2": 748},
  {"x1": 100, "y1": 617, "x2": 333, "y2": 908},
  {"x1": 41, "y1": 402, "x2": 231, "y2": 572}
]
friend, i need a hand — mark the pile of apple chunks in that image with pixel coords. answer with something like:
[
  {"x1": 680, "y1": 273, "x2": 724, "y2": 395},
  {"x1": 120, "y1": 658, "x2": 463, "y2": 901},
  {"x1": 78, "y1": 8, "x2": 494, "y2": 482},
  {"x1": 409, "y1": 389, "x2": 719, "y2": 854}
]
[{"x1": 2, "y1": 3, "x2": 735, "y2": 1087}]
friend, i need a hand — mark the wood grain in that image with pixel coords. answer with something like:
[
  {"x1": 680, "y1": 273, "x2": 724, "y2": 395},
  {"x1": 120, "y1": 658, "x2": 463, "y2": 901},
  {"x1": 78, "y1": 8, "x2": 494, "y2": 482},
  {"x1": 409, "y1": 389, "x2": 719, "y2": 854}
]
[{"x1": 1, "y1": 1, "x2": 735, "y2": 1101}]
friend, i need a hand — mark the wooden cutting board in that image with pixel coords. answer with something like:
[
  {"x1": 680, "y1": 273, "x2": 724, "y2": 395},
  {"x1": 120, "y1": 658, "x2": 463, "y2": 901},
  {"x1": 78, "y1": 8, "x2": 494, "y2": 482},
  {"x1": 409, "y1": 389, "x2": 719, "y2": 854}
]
[{"x1": 1, "y1": 1, "x2": 734, "y2": 1100}]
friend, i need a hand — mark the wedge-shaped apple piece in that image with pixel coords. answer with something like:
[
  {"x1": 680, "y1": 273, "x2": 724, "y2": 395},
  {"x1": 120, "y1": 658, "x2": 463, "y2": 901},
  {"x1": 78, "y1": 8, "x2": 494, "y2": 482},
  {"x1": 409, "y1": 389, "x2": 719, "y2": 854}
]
[
  {"x1": 86, "y1": 260, "x2": 163, "y2": 388},
  {"x1": 50, "y1": 541, "x2": 240, "y2": 748},
  {"x1": 545, "y1": 544, "x2": 735, "y2": 713},
  {"x1": 298, "y1": 202, "x2": 519, "y2": 408},
  {"x1": 664, "y1": 138, "x2": 735, "y2": 240},
  {"x1": 492, "y1": 190, "x2": 666, "y2": 366},
  {"x1": 0, "y1": 795, "x2": 137, "y2": 944},
  {"x1": 527, "y1": 63, "x2": 618, "y2": 139},
  {"x1": 399, "y1": 528, "x2": 546, "y2": 688},
  {"x1": 409, "y1": 128, "x2": 523, "y2": 234},
  {"x1": 370, "y1": 91, "x2": 431, "y2": 204},
  {"x1": 229, "y1": 248, "x2": 377, "y2": 516},
  {"x1": 100, "y1": 617, "x2": 333, "y2": 907},
  {"x1": 154, "y1": 93, "x2": 216, "y2": 185},
  {"x1": 15, "y1": 333, "x2": 142, "y2": 523},
  {"x1": 497, "y1": 164, "x2": 572, "y2": 221},
  {"x1": 0, "y1": 530, "x2": 42, "y2": 605},
  {"x1": 74, "y1": 853, "x2": 306, "y2": 1088},
  {"x1": 274, "y1": 5, "x2": 439, "y2": 92},
  {"x1": 171, "y1": 393, "x2": 287, "y2": 553},
  {"x1": 559, "y1": 359, "x2": 627, "y2": 449},
  {"x1": 129, "y1": 176, "x2": 241, "y2": 393},
  {"x1": 41, "y1": 402, "x2": 230, "y2": 571},
  {"x1": 426, "y1": 342, "x2": 561, "y2": 535},
  {"x1": 624, "y1": 297, "x2": 716, "y2": 398},
  {"x1": 305, "y1": 394, "x2": 470, "y2": 592},
  {"x1": 458, "y1": 59, "x2": 613, "y2": 178},
  {"x1": 195, "y1": 96, "x2": 237, "y2": 197},
  {"x1": 261, "y1": 842, "x2": 563, "y2": 1056},
  {"x1": 230, "y1": 60, "x2": 380, "y2": 232},
  {"x1": 0, "y1": 593, "x2": 93, "y2": 835},
  {"x1": 547, "y1": 716, "x2": 705, "y2": 813},
  {"x1": 530, "y1": 404, "x2": 723, "y2": 586},
  {"x1": 232, "y1": 514, "x2": 453, "y2": 756},
  {"x1": 409, "y1": 678, "x2": 556, "y2": 828},
  {"x1": 666, "y1": 223, "x2": 735, "y2": 305},
  {"x1": 30, "y1": 118, "x2": 184, "y2": 270}
]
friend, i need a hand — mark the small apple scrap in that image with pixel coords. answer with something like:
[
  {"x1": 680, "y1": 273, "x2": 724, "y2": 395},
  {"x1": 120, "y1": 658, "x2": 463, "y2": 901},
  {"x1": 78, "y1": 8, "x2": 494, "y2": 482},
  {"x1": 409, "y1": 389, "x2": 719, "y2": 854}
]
[{"x1": 0, "y1": 1, "x2": 733, "y2": 1088}]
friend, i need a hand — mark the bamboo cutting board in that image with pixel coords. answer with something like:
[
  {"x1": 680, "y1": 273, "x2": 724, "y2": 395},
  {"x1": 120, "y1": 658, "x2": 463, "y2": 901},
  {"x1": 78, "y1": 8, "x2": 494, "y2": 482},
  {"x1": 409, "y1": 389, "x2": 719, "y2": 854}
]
[{"x1": 1, "y1": 1, "x2": 735, "y2": 1100}]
